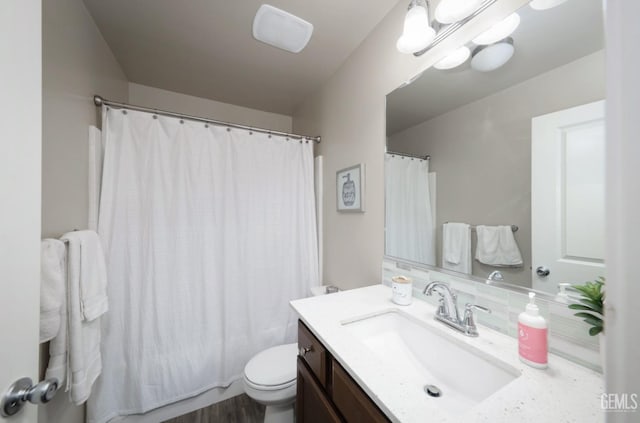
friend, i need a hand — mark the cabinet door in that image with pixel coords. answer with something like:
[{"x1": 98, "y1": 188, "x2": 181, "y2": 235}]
[
  {"x1": 332, "y1": 359, "x2": 390, "y2": 423},
  {"x1": 297, "y1": 358, "x2": 343, "y2": 423},
  {"x1": 298, "y1": 320, "x2": 328, "y2": 387}
]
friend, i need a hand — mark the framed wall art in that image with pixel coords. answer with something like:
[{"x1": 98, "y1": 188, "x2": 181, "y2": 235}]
[{"x1": 336, "y1": 164, "x2": 365, "y2": 212}]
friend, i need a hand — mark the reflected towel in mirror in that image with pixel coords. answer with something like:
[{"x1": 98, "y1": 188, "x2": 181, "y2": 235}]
[
  {"x1": 475, "y1": 225, "x2": 523, "y2": 267},
  {"x1": 442, "y1": 222, "x2": 472, "y2": 274}
]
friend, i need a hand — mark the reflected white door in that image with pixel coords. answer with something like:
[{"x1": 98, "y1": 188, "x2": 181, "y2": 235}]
[
  {"x1": 0, "y1": 1, "x2": 42, "y2": 422},
  {"x1": 531, "y1": 100, "x2": 605, "y2": 294}
]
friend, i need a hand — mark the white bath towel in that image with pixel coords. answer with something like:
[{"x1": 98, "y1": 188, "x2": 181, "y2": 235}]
[
  {"x1": 40, "y1": 239, "x2": 66, "y2": 343},
  {"x1": 61, "y1": 230, "x2": 109, "y2": 405},
  {"x1": 475, "y1": 225, "x2": 523, "y2": 267},
  {"x1": 442, "y1": 223, "x2": 472, "y2": 274},
  {"x1": 45, "y1": 290, "x2": 67, "y2": 385}
]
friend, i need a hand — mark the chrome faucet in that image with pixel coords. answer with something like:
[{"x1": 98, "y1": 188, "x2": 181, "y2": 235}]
[
  {"x1": 423, "y1": 281, "x2": 491, "y2": 337},
  {"x1": 487, "y1": 270, "x2": 504, "y2": 282}
]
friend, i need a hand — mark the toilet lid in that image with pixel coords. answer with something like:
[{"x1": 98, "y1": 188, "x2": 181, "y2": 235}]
[{"x1": 244, "y1": 343, "x2": 298, "y2": 387}]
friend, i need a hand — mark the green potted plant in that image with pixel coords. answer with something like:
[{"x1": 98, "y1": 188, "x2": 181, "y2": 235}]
[{"x1": 569, "y1": 276, "x2": 605, "y2": 336}]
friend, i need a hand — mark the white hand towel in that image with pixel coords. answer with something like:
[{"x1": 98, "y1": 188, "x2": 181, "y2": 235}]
[
  {"x1": 61, "y1": 230, "x2": 108, "y2": 405},
  {"x1": 475, "y1": 225, "x2": 523, "y2": 267},
  {"x1": 40, "y1": 239, "x2": 66, "y2": 343},
  {"x1": 442, "y1": 223, "x2": 472, "y2": 274},
  {"x1": 66, "y1": 231, "x2": 109, "y2": 321}
]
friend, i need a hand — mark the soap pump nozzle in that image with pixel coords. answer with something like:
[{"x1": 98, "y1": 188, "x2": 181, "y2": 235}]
[
  {"x1": 555, "y1": 283, "x2": 571, "y2": 303},
  {"x1": 526, "y1": 292, "x2": 539, "y2": 315}
]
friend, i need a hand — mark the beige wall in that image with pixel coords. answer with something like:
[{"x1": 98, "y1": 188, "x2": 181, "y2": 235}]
[
  {"x1": 128, "y1": 83, "x2": 293, "y2": 133},
  {"x1": 388, "y1": 51, "x2": 605, "y2": 286},
  {"x1": 42, "y1": 0, "x2": 129, "y2": 239},
  {"x1": 292, "y1": 0, "x2": 529, "y2": 290}
]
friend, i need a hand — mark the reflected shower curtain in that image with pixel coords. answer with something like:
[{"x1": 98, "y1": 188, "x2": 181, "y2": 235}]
[
  {"x1": 87, "y1": 108, "x2": 318, "y2": 423},
  {"x1": 385, "y1": 154, "x2": 435, "y2": 265}
]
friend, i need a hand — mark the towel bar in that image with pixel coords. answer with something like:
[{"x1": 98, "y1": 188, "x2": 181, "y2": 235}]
[{"x1": 443, "y1": 222, "x2": 518, "y2": 233}]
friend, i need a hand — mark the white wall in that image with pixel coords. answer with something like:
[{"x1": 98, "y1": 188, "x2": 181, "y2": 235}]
[
  {"x1": 388, "y1": 51, "x2": 605, "y2": 286},
  {"x1": 128, "y1": 83, "x2": 293, "y2": 133},
  {"x1": 41, "y1": 0, "x2": 129, "y2": 421},
  {"x1": 292, "y1": 0, "x2": 529, "y2": 290},
  {"x1": 605, "y1": 2, "x2": 640, "y2": 421},
  {"x1": 42, "y1": 0, "x2": 129, "y2": 239}
]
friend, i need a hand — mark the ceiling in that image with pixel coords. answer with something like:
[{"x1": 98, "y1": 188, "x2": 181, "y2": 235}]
[
  {"x1": 387, "y1": 0, "x2": 604, "y2": 135},
  {"x1": 83, "y1": 0, "x2": 398, "y2": 115}
]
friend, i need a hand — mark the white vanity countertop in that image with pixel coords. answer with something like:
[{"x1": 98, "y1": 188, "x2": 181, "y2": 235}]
[{"x1": 290, "y1": 284, "x2": 604, "y2": 423}]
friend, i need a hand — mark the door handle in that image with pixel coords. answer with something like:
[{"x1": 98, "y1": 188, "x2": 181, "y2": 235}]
[
  {"x1": 1, "y1": 377, "x2": 59, "y2": 417},
  {"x1": 536, "y1": 266, "x2": 551, "y2": 277}
]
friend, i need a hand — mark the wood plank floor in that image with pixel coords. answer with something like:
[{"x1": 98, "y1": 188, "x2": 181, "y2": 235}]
[{"x1": 162, "y1": 394, "x2": 265, "y2": 423}]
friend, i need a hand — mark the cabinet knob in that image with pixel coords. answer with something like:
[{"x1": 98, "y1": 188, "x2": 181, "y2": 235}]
[{"x1": 299, "y1": 345, "x2": 313, "y2": 356}]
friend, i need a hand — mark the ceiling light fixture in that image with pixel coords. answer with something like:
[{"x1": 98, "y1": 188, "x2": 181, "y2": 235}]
[
  {"x1": 472, "y1": 13, "x2": 520, "y2": 45},
  {"x1": 470, "y1": 37, "x2": 514, "y2": 72},
  {"x1": 433, "y1": 46, "x2": 471, "y2": 70},
  {"x1": 435, "y1": 0, "x2": 484, "y2": 24},
  {"x1": 252, "y1": 4, "x2": 314, "y2": 53},
  {"x1": 529, "y1": 0, "x2": 570, "y2": 11},
  {"x1": 396, "y1": 0, "x2": 436, "y2": 54}
]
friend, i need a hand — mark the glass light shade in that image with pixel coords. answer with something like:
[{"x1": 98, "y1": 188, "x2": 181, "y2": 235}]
[
  {"x1": 435, "y1": 0, "x2": 484, "y2": 24},
  {"x1": 470, "y1": 41, "x2": 515, "y2": 72},
  {"x1": 472, "y1": 13, "x2": 520, "y2": 45},
  {"x1": 434, "y1": 46, "x2": 471, "y2": 70},
  {"x1": 396, "y1": 4, "x2": 436, "y2": 54},
  {"x1": 529, "y1": 0, "x2": 569, "y2": 10}
]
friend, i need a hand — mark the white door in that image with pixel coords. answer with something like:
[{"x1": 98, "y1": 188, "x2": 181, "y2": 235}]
[
  {"x1": 0, "y1": 1, "x2": 42, "y2": 422},
  {"x1": 531, "y1": 100, "x2": 606, "y2": 294}
]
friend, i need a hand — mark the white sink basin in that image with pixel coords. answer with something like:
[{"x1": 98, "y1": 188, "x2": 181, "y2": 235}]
[{"x1": 341, "y1": 309, "x2": 521, "y2": 416}]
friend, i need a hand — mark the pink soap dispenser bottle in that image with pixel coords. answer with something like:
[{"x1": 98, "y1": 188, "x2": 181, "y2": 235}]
[{"x1": 518, "y1": 292, "x2": 548, "y2": 369}]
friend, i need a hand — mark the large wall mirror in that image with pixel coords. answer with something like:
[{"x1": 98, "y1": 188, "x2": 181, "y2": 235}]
[{"x1": 385, "y1": 0, "x2": 605, "y2": 295}]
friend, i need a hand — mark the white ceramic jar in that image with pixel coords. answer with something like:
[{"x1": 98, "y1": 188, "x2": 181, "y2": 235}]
[{"x1": 391, "y1": 276, "x2": 413, "y2": 305}]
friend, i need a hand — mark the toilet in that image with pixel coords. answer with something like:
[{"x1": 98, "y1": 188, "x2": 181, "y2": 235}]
[
  {"x1": 243, "y1": 343, "x2": 298, "y2": 423},
  {"x1": 243, "y1": 286, "x2": 338, "y2": 423}
]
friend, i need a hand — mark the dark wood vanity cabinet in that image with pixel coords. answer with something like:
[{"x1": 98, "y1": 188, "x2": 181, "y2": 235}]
[{"x1": 297, "y1": 320, "x2": 390, "y2": 423}]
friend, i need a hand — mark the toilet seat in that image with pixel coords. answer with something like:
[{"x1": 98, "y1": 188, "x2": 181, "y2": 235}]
[
  {"x1": 243, "y1": 343, "x2": 298, "y2": 391},
  {"x1": 244, "y1": 375, "x2": 296, "y2": 391}
]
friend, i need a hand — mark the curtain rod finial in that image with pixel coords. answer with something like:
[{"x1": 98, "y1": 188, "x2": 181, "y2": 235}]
[{"x1": 93, "y1": 95, "x2": 103, "y2": 107}]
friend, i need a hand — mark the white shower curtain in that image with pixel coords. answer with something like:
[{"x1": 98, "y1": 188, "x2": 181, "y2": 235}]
[
  {"x1": 87, "y1": 108, "x2": 318, "y2": 423},
  {"x1": 385, "y1": 154, "x2": 436, "y2": 265}
]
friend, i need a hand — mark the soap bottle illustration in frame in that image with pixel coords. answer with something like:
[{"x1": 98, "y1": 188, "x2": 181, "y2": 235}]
[
  {"x1": 336, "y1": 164, "x2": 365, "y2": 212},
  {"x1": 342, "y1": 174, "x2": 356, "y2": 206}
]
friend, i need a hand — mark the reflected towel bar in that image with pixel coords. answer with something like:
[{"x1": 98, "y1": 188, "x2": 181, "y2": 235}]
[{"x1": 444, "y1": 222, "x2": 519, "y2": 233}]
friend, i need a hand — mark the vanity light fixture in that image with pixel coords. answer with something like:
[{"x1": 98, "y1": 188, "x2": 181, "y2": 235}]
[
  {"x1": 252, "y1": 4, "x2": 314, "y2": 53},
  {"x1": 529, "y1": 0, "x2": 569, "y2": 11},
  {"x1": 435, "y1": 0, "x2": 484, "y2": 24},
  {"x1": 470, "y1": 37, "x2": 514, "y2": 72},
  {"x1": 396, "y1": 0, "x2": 436, "y2": 54},
  {"x1": 433, "y1": 46, "x2": 471, "y2": 70},
  {"x1": 472, "y1": 13, "x2": 520, "y2": 45}
]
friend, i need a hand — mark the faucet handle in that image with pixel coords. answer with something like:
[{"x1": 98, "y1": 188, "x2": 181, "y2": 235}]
[
  {"x1": 462, "y1": 303, "x2": 491, "y2": 337},
  {"x1": 435, "y1": 297, "x2": 448, "y2": 317},
  {"x1": 465, "y1": 303, "x2": 491, "y2": 314}
]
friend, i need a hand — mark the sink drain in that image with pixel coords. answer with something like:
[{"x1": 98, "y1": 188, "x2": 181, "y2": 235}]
[{"x1": 424, "y1": 384, "x2": 442, "y2": 397}]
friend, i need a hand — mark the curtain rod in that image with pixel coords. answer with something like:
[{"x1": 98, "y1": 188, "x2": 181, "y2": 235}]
[
  {"x1": 93, "y1": 95, "x2": 321, "y2": 144},
  {"x1": 386, "y1": 150, "x2": 430, "y2": 160}
]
